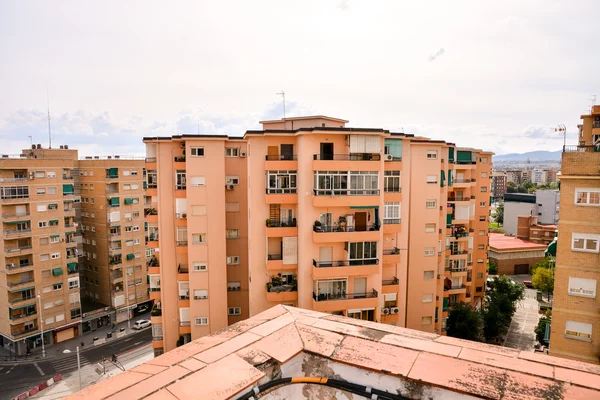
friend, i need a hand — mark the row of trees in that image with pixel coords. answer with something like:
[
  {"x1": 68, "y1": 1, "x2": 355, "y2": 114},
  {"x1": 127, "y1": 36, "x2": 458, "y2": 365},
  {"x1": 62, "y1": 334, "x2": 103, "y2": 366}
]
[
  {"x1": 506, "y1": 181, "x2": 557, "y2": 194},
  {"x1": 446, "y1": 275, "x2": 525, "y2": 343}
]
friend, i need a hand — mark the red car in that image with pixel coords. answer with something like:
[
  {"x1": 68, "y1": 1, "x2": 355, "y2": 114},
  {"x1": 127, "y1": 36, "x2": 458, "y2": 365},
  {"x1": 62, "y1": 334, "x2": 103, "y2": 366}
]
[{"x1": 523, "y1": 280, "x2": 534, "y2": 288}]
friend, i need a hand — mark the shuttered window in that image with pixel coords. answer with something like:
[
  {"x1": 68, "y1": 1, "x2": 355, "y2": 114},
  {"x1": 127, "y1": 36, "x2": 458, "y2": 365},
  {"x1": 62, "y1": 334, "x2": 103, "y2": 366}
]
[
  {"x1": 350, "y1": 135, "x2": 381, "y2": 153},
  {"x1": 190, "y1": 176, "x2": 205, "y2": 186},
  {"x1": 282, "y1": 237, "x2": 298, "y2": 264},
  {"x1": 179, "y1": 307, "x2": 190, "y2": 323}
]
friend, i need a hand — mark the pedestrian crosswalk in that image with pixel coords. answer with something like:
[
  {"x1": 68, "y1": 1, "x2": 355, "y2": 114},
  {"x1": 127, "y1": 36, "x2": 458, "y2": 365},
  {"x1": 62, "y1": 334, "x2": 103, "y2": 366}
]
[{"x1": 50, "y1": 354, "x2": 91, "y2": 373}]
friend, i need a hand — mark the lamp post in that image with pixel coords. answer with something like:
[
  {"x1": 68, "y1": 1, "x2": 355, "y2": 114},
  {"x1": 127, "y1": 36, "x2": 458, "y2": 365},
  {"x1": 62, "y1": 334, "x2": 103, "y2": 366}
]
[
  {"x1": 37, "y1": 291, "x2": 46, "y2": 358},
  {"x1": 63, "y1": 348, "x2": 82, "y2": 390}
]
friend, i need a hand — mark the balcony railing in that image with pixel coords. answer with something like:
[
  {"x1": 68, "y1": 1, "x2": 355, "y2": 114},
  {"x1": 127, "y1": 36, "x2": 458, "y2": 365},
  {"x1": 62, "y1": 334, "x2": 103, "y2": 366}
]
[
  {"x1": 7, "y1": 278, "x2": 35, "y2": 287},
  {"x1": 265, "y1": 188, "x2": 297, "y2": 194},
  {"x1": 450, "y1": 250, "x2": 468, "y2": 256},
  {"x1": 2, "y1": 211, "x2": 30, "y2": 218},
  {"x1": 383, "y1": 219, "x2": 400, "y2": 225},
  {"x1": 62, "y1": 175, "x2": 74, "y2": 180},
  {"x1": 446, "y1": 266, "x2": 467, "y2": 272},
  {"x1": 312, "y1": 258, "x2": 378, "y2": 267},
  {"x1": 6, "y1": 262, "x2": 33, "y2": 270},
  {"x1": 265, "y1": 155, "x2": 297, "y2": 161},
  {"x1": 453, "y1": 179, "x2": 471, "y2": 183},
  {"x1": 383, "y1": 247, "x2": 400, "y2": 255},
  {"x1": 267, "y1": 219, "x2": 296, "y2": 228},
  {"x1": 176, "y1": 240, "x2": 188, "y2": 247},
  {"x1": 9, "y1": 311, "x2": 37, "y2": 320},
  {"x1": 313, "y1": 223, "x2": 380, "y2": 232},
  {"x1": 563, "y1": 144, "x2": 600, "y2": 152},
  {"x1": 149, "y1": 287, "x2": 161, "y2": 292},
  {"x1": 5, "y1": 245, "x2": 33, "y2": 254},
  {"x1": 3, "y1": 229, "x2": 31, "y2": 236},
  {"x1": 313, "y1": 154, "x2": 381, "y2": 161},
  {"x1": 444, "y1": 284, "x2": 467, "y2": 291},
  {"x1": 313, "y1": 189, "x2": 380, "y2": 196},
  {"x1": 382, "y1": 277, "x2": 399, "y2": 286},
  {"x1": 175, "y1": 184, "x2": 186, "y2": 190},
  {"x1": 593, "y1": 121, "x2": 600, "y2": 128},
  {"x1": 267, "y1": 254, "x2": 282, "y2": 261},
  {"x1": 145, "y1": 157, "x2": 157, "y2": 162},
  {"x1": 11, "y1": 325, "x2": 38, "y2": 337},
  {"x1": 0, "y1": 178, "x2": 28, "y2": 183},
  {"x1": 8, "y1": 295, "x2": 35, "y2": 304},
  {"x1": 313, "y1": 289, "x2": 378, "y2": 302}
]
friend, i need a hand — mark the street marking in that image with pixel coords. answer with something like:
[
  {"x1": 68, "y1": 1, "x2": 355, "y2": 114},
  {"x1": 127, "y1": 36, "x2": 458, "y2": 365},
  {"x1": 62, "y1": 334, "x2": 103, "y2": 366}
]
[
  {"x1": 5, "y1": 364, "x2": 16, "y2": 374},
  {"x1": 133, "y1": 341, "x2": 143, "y2": 346},
  {"x1": 0, "y1": 367, "x2": 4, "y2": 372},
  {"x1": 34, "y1": 362, "x2": 45, "y2": 376},
  {"x1": 123, "y1": 337, "x2": 133, "y2": 342}
]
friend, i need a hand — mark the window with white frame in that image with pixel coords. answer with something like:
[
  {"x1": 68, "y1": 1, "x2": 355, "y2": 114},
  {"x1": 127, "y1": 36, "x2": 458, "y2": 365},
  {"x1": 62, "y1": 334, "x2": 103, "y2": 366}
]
[
  {"x1": 192, "y1": 233, "x2": 206, "y2": 244},
  {"x1": 565, "y1": 320, "x2": 592, "y2": 341},
  {"x1": 192, "y1": 262, "x2": 207, "y2": 272},
  {"x1": 226, "y1": 229, "x2": 240, "y2": 239},
  {"x1": 68, "y1": 277, "x2": 80, "y2": 289},
  {"x1": 228, "y1": 281, "x2": 241, "y2": 290},
  {"x1": 425, "y1": 223, "x2": 436, "y2": 233},
  {"x1": 47, "y1": 171, "x2": 56, "y2": 178},
  {"x1": 479, "y1": 201, "x2": 486, "y2": 207},
  {"x1": 424, "y1": 270, "x2": 434, "y2": 279},
  {"x1": 51, "y1": 252, "x2": 60, "y2": 259},
  {"x1": 568, "y1": 277, "x2": 596, "y2": 298},
  {"x1": 424, "y1": 247, "x2": 435, "y2": 256},
  {"x1": 47, "y1": 187, "x2": 56, "y2": 194},
  {"x1": 228, "y1": 307, "x2": 241, "y2": 316},
  {"x1": 191, "y1": 147, "x2": 204, "y2": 157},
  {"x1": 195, "y1": 317, "x2": 209, "y2": 326},
  {"x1": 225, "y1": 148, "x2": 239, "y2": 157},
  {"x1": 384, "y1": 202, "x2": 400, "y2": 224},
  {"x1": 480, "y1": 157, "x2": 488, "y2": 163},
  {"x1": 190, "y1": 176, "x2": 205, "y2": 186},
  {"x1": 193, "y1": 289, "x2": 208, "y2": 300},
  {"x1": 267, "y1": 170, "x2": 298, "y2": 194},
  {"x1": 425, "y1": 200, "x2": 437, "y2": 209},
  {"x1": 38, "y1": 221, "x2": 48, "y2": 228},
  {"x1": 575, "y1": 188, "x2": 600, "y2": 206},
  {"x1": 50, "y1": 236, "x2": 60, "y2": 244},
  {"x1": 384, "y1": 171, "x2": 401, "y2": 192},
  {"x1": 426, "y1": 150, "x2": 438, "y2": 159},
  {"x1": 481, "y1": 187, "x2": 487, "y2": 192},
  {"x1": 572, "y1": 233, "x2": 600, "y2": 253},
  {"x1": 227, "y1": 256, "x2": 240, "y2": 265},
  {"x1": 426, "y1": 175, "x2": 438, "y2": 184},
  {"x1": 225, "y1": 176, "x2": 239, "y2": 185}
]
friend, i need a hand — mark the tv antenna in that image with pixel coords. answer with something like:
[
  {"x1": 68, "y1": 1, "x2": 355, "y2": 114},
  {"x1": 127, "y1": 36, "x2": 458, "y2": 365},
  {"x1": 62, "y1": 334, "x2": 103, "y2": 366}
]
[
  {"x1": 276, "y1": 91, "x2": 286, "y2": 119},
  {"x1": 46, "y1": 87, "x2": 52, "y2": 149},
  {"x1": 555, "y1": 124, "x2": 566, "y2": 149},
  {"x1": 28, "y1": 136, "x2": 33, "y2": 147},
  {"x1": 590, "y1": 95, "x2": 597, "y2": 112}
]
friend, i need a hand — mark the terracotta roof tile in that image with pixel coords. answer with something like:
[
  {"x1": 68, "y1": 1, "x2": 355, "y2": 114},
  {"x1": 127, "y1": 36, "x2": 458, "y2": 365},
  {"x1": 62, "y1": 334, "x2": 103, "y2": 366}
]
[
  {"x1": 253, "y1": 323, "x2": 303, "y2": 362},
  {"x1": 248, "y1": 312, "x2": 295, "y2": 337},
  {"x1": 457, "y1": 347, "x2": 554, "y2": 379},
  {"x1": 178, "y1": 357, "x2": 207, "y2": 372},
  {"x1": 147, "y1": 336, "x2": 227, "y2": 367},
  {"x1": 194, "y1": 331, "x2": 262, "y2": 364},
  {"x1": 381, "y1": 332, "x2": 461, "y2": 357},
  {"x1": 66, "y1": 371, "x2": 148, "y2": 400},
  {"x1": 297, "y1": 323, "x2": 344, "y2": 357},
  {"x1": 435, "y1": 335, "x2": 521, "y2": 357},
  {"x1": 555, "y1": 367, "x2": 600, "y2": 391},
  {"x1": 107, "y1": 365, "x2": 189, "y2": 400},
  {"x1": 517, "y1": 351, "x2": 600, "y2": 375},
  {"x1": 142, "y1": 389, "x2": 179, "y2": 400}
]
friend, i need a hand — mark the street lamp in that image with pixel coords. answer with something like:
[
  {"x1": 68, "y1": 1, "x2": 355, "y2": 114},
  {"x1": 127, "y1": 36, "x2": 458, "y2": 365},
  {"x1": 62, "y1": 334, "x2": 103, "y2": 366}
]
[
  {"x1": 63, "y1": 348, "x2": 82, "y2": 390},
  {"x1": 37, "y1": 291, "x2": 46, "y2": 358}
]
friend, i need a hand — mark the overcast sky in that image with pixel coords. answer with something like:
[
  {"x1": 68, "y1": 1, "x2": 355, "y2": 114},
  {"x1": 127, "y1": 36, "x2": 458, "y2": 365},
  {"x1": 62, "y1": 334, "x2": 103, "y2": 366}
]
[{"x1": 1, "y1": 1, "x2": 598, "y2": 156}]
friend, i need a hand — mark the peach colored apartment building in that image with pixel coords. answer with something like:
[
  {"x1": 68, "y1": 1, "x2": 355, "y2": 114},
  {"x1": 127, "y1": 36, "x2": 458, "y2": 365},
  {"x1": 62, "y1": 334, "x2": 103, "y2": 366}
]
[
  {"x1": 549, "y1": 105, "x2": 600, "y2": 364},
  {"x1": 0, "y1": 145, "x2": 82, "y2": 355},
  {"x1": 144, "y1": 116, "x2": 492, "y2": 355}
]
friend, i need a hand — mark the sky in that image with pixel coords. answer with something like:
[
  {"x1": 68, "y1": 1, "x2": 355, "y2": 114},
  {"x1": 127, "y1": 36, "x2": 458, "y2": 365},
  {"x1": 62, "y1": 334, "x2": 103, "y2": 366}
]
[{"x1": 1, "y1": 0, "x2": 599, "y2": 156}]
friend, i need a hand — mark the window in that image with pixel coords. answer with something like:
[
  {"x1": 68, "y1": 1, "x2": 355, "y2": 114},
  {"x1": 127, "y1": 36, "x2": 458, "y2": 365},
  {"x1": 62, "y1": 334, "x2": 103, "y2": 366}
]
[
  {"x1": 123, "y1": 170, "x2": 130, "y2": 176},
  {"x1": 348, "y1": 242, "x2": 377, "y2": 263},
  {"x1": 194, "y1": 289, "x2": 208, "y2": 300},
  {"x1": 480, "y1": 201, "x2": 486, "y2": 207},
  {"x1": 55, "y1": 299, "x2": 64, "y2": 306},
  {"x1": 479, "y1": 230, "x2": 485, "y2": 236},
  {"x1": 43, "y1": 285, "x2": 51, "y2": 293},
  {"x1": 421, "y1": 316, "x2": 432, "y2": 325},
  {"x1": 40, "y1": 237, "x2": 49, "y2": 245},
  {"x1": 68, "y1": 277, "x2": 80, "y2": 289},
  {"x1": 426, "y1": 150, "x2": 438, "y2": 159},
  {"x1": 383, "y1": 202, "x2": 400, "y2": 224},
  {"x1": 47, "y1": 171, "x2": 56, "y2": 178},
  {"x1": 38, "y1": 221, "x2": 48, "y2": 228},
  {"x1": 131, "y1": 184, "x2": 139, "y2": 190},
  {"x1": 192, "y1": 233, "x2": 206, "y2": 244},
  {"x1": 44, "y1": 301, "x2": 53, "y2": 309},
  {"x1": 572, "y1": 233, "x2": 600, "y2": 253},
  {"x1": 480, "y1": 157, "x2": 488, "y2": 163},
  {"x1": 175, "y1": 171, "x2": 186, "y2": 190},
  {"x1": 575, "y1": 189, "x2": 600, "y2": 206},
  {"x1": 226, "y1": 229, "x2": 240, "y2": 239},
  {"x1": 34, "y1": 171, "x2": 45, "y2": 178},
  {"x1": 50, "y1": 236, "x2": 60, "y2": 243},
  {"x1": 190, "y1": 176, "x2": 205, "y2": 186},
  {"x1": 425, "y1": 223, "x2": 436, "y2": 233},
  {"x1": 426, "y1": 175, "x2": 438, "y2": 184},
  {"x1": 53, "y1": 283, "x2": 63, "y2": 291},
  {"x1": 481, "y1": 187, "x2": 487, "y2": 192},
  {"x1": 228, "y1": 282, "x2": 241, "y2": 291},
  {"x1": 424, "y1": 248, "x2": 435, "y2": 256},
  {"x1": 191, "y1": 147, "x2": 204, "y2": 157},
  {"x1": 195, "y1": 317, "x2": 209, "y2": 326},
  {"x1": 422, "y1": 294, "x2": 433, "y2": 303},
  {"x1": 477, "y1": 259, "x2": 484, "y2": 264},
  {"x1": 479, "y1": 216, "x2": 486, "y2": 221},
  {"x1": 225, "y1": 148, "x2": 239, "y2": 157},
  {"x1": 225, "y1": 176, "x2": 239, "y2": 185},
  {"x1": 37, "y1": 204, "x2": 47, "y2": 212},
  {"x1": 40, "y1": 254, "x2": 50, "y2": 261},
  {"x1": 228, "y1": 307, "x2": 242, "y2": 316},
  {"x1": 568, "y1": 277, "x2": 596, "y2": 298},
  {"x1": 227, "y1": 256, "x2": 240, "y2": 265},
  {"x1": 478, "y1": 244, "x2": 485, "y2": 250},
  {"x1": 565, "y1": 320, "x2": 592, "y2": 341},
  {"x1": 71, "y1": 308, "x2": 82, "y2": 319},
  {"x1": 193, "y1": 262, "x2": 207, "y2": 272},
  {"x1": 51, "y1": 252, "x2": 60, "y2": 259},
  {"x1": 267, "y1": 170, "x2": 298, "y2": 194},
  {"x1": 424, "y1": 270, "x2": 434, "y2": 279},
  {"x1": 425, "y1": 200, "x2": 437, "y2": 209},
  {"x1": 476, "y1": 286, "x2": 483, "y2": 293},
  {"x1": 384, "y1": 171, "x2": 401, "y2": 192},
  {"x1": 45, "y1": 317, "x2": 55, "y2": 325},
  {"x1": 47, "y1": 187, "x2": 56, "y2": 195}
]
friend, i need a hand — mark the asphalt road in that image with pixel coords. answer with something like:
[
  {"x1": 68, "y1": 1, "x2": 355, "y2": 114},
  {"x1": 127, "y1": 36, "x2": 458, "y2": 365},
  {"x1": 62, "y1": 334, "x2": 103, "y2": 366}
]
[{"x1": 0, "y1": 328, "x2": 151, "y2": 400}]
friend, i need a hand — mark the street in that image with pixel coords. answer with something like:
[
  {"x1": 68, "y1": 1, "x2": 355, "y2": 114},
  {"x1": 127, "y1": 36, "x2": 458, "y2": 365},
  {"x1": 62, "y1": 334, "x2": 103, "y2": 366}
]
[{"x1": 0, "y1": 329, "x2": 151, "y2": 400}]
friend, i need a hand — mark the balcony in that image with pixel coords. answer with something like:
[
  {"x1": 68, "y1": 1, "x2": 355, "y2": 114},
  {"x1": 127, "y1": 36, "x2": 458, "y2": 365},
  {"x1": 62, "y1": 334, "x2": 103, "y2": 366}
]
[
  {"x1": 382, "y1": 277, "x2": 400, "y2": 293},
  {"x1": 3, "y1": 228, "x2": 32, "y2": 238},
  {"x1": 266, "y1": 219, "x2": 297, "y2": 237},
  {"x1": 2, "y1": 211, "x2": 30, "y2": 220},
  {"x1": 563, "y1": 144, "x2": 600, "y2": 152},
  {"x1": 265, "y1": 188, "x2": 298, "y2": 205},
  {"x1": 176, "y1": 240, "x2": 188, "y2": 247},
  {"x1": 313, "y1": 154, "x2": 381, "y2": 172},
  {"x1": 4, "y1": 245, "x2": 33, "y2": 255},
  {"x1": 11, "y1": 324, "x2": 39, "y2": 338},
  {"x1": 382, "y1": 247, "x2": 401, "y2": 264},
  {"x1": 7, "y1": 278, "x2": 35, "y2": 290},
  {"x1": 264, "y1": 155, "x2": 298, "y2": 171},
  {"x1": 312, "y1": 289, "x2": 379, "y2": 312},
  {"x1": 312, "y1": 189, "x2": 380, "y2": 208},
  {"x1": 313, "y1": 153, "x2": 381, "y2": 161},
  {"x1": 266, "y1": 276, "x2": 298, "y2": 302},
  {"x1": 312, "y1": 258, "x2": 379, "y2": 279},
  {"x1": 5, "y1": 261, "x2": 34, "y2": 272},
  {"x1": 313, "y1": 289, "x2": 378, "y2": 302},
  {"x1": 312, "y1": 223, "x2": 380, "y2": 243},
  {"x1": 444, "y1": 284, "x2": 467, "y2": 294},
  {"x1": 383, "y1": 219, "x2": 401, "y2": 233}
]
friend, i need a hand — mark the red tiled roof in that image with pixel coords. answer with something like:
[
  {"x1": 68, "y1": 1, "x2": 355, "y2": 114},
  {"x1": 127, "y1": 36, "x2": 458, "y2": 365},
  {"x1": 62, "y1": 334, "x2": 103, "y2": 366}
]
[
  {"x1": 68, "y1": 305, "x2": 600, "y2": 400},
  {"x1": 489, "y1": 233, "x2": 548, "y2": 251}
]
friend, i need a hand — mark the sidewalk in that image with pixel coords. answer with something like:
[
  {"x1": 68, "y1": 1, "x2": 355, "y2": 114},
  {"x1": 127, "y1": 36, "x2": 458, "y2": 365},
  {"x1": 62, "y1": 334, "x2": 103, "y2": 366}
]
[{"x1": 0, "y1": 312, "x2": 151, "y2": 364}]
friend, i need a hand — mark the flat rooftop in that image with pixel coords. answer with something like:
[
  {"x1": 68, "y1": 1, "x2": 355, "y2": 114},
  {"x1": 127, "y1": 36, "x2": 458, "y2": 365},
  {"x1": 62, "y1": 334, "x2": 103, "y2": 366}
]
[
  {"x1": 489, "y1": 233, "x2": 548, "y2": 251},
  {"x1": 67, "y1": 305, "x2": 600, "y2": 400}
]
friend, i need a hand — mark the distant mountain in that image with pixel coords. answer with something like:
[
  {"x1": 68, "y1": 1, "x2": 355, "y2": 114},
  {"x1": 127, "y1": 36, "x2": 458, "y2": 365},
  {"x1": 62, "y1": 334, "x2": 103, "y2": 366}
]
[{"x1": 493, "y1": 150, "x2": 561, "y2": 162}]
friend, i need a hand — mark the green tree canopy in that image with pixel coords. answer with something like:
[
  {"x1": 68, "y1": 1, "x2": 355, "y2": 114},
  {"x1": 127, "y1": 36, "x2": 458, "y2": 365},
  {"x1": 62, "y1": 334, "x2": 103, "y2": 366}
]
[
  {"x1": 446, "y1": 302, "x2": 483, "y2": 342},
  {"x1": 494, "y1": 200, "x2": 504, "y2": 226},
  {"x1": 482, "y1": 276, "x2": 525, "y2": 342},
  {"x1": 506, "y1": 182, "x2": 517, "y2": 193},
  {"x1": 532, "y1": 267, "x2": 554, "y2": 296}
]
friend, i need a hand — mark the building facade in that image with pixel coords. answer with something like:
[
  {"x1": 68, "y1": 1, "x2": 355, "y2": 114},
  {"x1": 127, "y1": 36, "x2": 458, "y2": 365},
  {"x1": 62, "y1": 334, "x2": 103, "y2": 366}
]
[
  {"x1": 550, "y1": 105, "x2": 600, "y2": 364},
  {"x1": 144, "y1": 116, "x2": 492, "y2": 355},
  {"x1": 491, "y1": 173, "x2": 507, "y2": 200},
  {"x1": 0, "y1": 145, "x2": 82, "y2": 355},
  {"x1": 536, "y1": 189, "x2": 560, "y2": 225},
  {"x1": 78, "y1": 157, "x2": 152, "y2": 333}
]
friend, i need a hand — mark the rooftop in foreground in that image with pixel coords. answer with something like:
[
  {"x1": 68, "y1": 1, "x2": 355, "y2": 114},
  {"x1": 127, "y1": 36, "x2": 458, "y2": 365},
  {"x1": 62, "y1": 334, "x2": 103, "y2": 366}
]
[
  {"x1": 489, "y1": 233, "x2": 549, "y2": 251},
  {"x1": 67, "y1": 305, "x2": 600, "y2": 400}
]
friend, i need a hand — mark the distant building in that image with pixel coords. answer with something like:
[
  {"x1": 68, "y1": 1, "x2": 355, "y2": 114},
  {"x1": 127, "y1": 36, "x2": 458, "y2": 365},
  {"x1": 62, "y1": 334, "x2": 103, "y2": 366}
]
[
  {"x1": 516, "y1": 216, "x2": 557, "y2": 245},
  {"x1": 491, "y1": 173, "x2": 507, "y2": 199},
  {"x1": 503, "y1": 170, "x2": 522, "y2": 184},
  {"x1": 520, "y1": 170, "x2": 532, "y2": 183},
  {"x1": 536, "y1": 189, "x2": 560, "y2": 225},
  {"x1": 488, "y1": 233, "x2": 547, "y2": 275},
  {"x1": 532, "y1": 169, "x2": 547, "y2": 185},
  {"x1": 546, "y1": 167, "x2": 558, "y2": 184},
  {"x1": 503, "y1": 190, "x2": 560, "y2": 236}
]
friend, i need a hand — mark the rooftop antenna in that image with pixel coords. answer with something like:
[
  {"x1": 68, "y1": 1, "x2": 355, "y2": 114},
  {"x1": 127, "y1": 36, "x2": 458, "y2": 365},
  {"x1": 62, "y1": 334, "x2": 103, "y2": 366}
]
[
  {"x1": 28, "y1": 136, "x2": 33, "y2": 147},
  {"x1": 46, "y1": 87, "x2": 52, "y2": 149},
  {"x1": 590, "y1": 95, "x2": 597, "y2": 112},
  {"x1": 276, "y1": 91, "x2": 286, "y2": 119},
  {"x1": 555, "y1": 124, "x2": 566, "y2": 149}
]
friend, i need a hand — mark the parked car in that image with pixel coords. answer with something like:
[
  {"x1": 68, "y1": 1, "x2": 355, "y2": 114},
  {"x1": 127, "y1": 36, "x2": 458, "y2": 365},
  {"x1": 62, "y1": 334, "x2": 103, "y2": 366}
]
[
  {"x1": 133, "y1": 320, "x2": 151, "y2": 330},
  {"x1": 523, "y1": 280, "x2": 534, "y2": 288}
]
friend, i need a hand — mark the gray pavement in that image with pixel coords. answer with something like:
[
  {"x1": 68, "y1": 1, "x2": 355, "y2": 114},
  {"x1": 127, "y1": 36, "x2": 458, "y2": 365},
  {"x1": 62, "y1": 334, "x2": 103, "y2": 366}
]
[{"x1": 503, "y1": 275, "x2": 541, "y2": 352}]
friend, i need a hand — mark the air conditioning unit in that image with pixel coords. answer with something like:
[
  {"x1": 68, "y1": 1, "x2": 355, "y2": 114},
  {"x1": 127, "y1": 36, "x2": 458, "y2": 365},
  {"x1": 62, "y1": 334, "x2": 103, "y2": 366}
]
[
  {"x1": 226, "y1": 184, "x2": 235, "y2": 190},
  {"x1": 382, "y1": 308, "x2": 390, "y2": 315},
  {"x1": 391, "y1": 307, "x2": 399, "y2": 314},
  {"x1": 240, "y1": 152, "x2": 246, "y2": 158},
  {"x1": 385, "y1": 154, "x2": 393, "y2": 161},
  {"x1": 181, "y1": 213, "x2": 187, "y2": 219}
]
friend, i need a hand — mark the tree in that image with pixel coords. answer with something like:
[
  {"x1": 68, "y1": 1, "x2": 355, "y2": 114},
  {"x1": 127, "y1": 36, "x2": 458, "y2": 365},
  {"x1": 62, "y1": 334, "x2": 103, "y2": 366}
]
[
  {"x1": 535, "y1": 310, "x2": 552, "y2": 345},
  {"x1": 487, "y1": 260, "x2": 498, "y2": 275},
  {"x1": 495, "y1": 200, "x2": 504, "y2": 226},
  {"x1": 532, "y1": 267, "x2": 554, "y2": 300},
  {"x1": 531, "y1": 257, "x2": 552, "y2": 274},
  {"x1": 482, "y1": 276, "x2": 525, "y2": 342},
  {"x1": 446, "y1": 302, "x2": 483, "y2": 341},
  {"x1": 506, "y1": 182, "x2": 517, "y2": 193}
]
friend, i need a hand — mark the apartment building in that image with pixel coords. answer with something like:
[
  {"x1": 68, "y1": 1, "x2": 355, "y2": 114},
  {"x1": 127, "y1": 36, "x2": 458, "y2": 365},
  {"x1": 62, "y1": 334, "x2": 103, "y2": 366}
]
[
  {"x1": 549, "y1": 105, "x2": 600, "y2": 364},
  {"x1": 77, "y1": 157, "x2": 152, "y2": 332},
  {"x1": 144, "y1": 116, "x2": 492, "y2": 355},
  {"x1": 491, "y1": 173, "x2": 507, "y2": 200},
  {"x1": 0, "y1": 145, "x2": 82, "y2": 355}
]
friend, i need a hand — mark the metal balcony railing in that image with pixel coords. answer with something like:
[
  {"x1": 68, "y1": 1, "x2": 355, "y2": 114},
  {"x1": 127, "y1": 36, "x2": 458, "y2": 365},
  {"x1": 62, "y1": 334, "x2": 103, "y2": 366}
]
[
  {"x1": 8, "y1": 295, "x2": 35, "y2": 304},
  {"x1": 313, "y1": 189, "x2": 380, "y2": 196},
  {"x1": 7, "y1": 278, "x2": 35, "y2": 287},
  {"x1": 313, "y1": 154, "x2": 381, "y2": 161},
  {"x1": 4, "y1": 245, "x2": 33, "y2": 254},
  {"x1": 313, "y1": 289, "x2": 378, "y2": 302},
  {"x1": 313, "y1": 223, "x2": 379, "y2": 232},
  {"x1": 382, "y1": 247, "x2": 400, "y2": 255},
  {"x1": 6, "y1": 262, "x2": 33, "y2": 270},
  {"x1": 382, "y1": 277, "x2": 400, "y2": 286},
  {"x1": 563, "y1": 144, "x2": 600, "y2": 152},
  {"x1": 3, "y1": 229, "x2": 31, "y2": 236},
  {"x1": 176, "y1": 240, "x2": 188, "y2": 247},
  {"x1": 312, "y1": 258, "x2": 378, "y2": 267},
  {"x1": 444, "y1": 284, "x2": 467, "y2": 291},
  {"x1": 383, "y1": 219, "x2": 401, "y2": 225},
  {"x1": 2, "y1": 211, "x2": 30, "y2": 218},
  {"x1": 265, "y1": 155, "x2": 297, "y2": 161},
  {"x1": 267, "y1": 254, "x2": 282, "y2": 261},
  {"x1": 265, "y1": 188, "x2": 297, "y2": 194}
]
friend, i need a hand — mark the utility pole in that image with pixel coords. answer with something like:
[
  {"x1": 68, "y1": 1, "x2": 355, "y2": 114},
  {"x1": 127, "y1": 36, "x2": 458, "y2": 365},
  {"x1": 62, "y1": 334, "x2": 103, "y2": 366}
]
[
  {"x1": 37, "y1": 291, "x2": 46, "y2": 358},
  {"x1": 276, "y1": 91, "x2": 286, "y2": 119}
]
